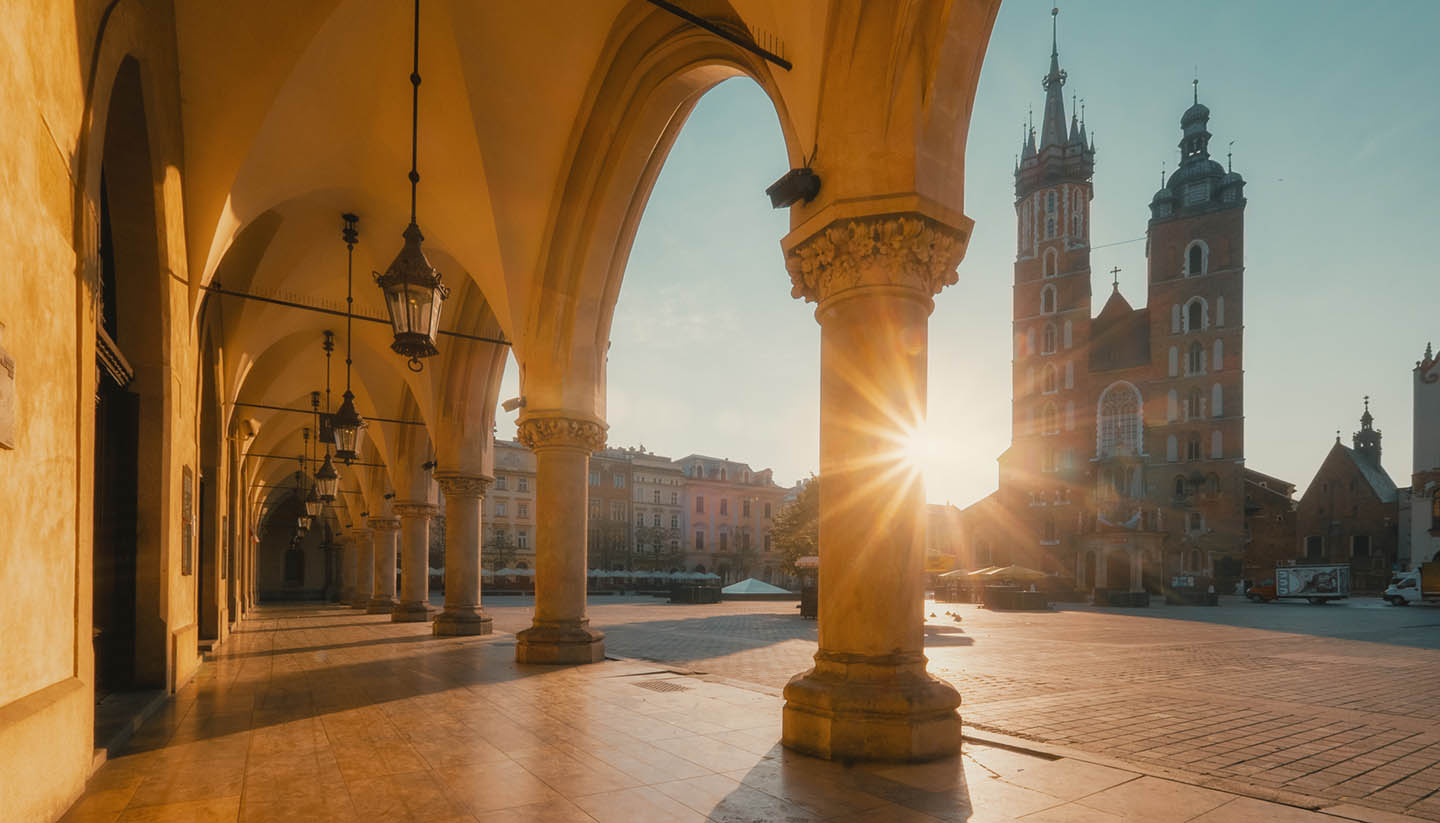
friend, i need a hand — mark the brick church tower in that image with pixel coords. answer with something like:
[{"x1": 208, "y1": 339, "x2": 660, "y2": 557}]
[{"x1": 972, "y1": 12, "x2": 1250, "y2": 593}]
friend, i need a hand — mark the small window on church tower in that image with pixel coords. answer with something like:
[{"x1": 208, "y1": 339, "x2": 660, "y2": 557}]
[
  {"x1": 1040, "y1": 285, "x2": 1057, "y2": 315},
  {"x1": 1186, "y1": 241, "x2": 1207, "y2": 276}
]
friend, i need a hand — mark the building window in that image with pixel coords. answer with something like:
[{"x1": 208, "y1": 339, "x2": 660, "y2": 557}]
[
  {"x1": 1042, "y1": 323, "x2": 1057, "y2": 354},
  {"x1": 517, "y1": 530, "x2": 528, "y2": 550},
  {"x1": 764, "y1": 533, "x2": 772, "y2": 551},
  {"x1": 494, "y1": 476, "x2": 508, "y2": 491},
  {"x1": 613, "y1": 474, "x2": 625, "y2": 488},
  {"x1": 1186, "y1": 436, "x2": 1202, "y2": 461},
  {"x1": 517, "y1": 477, "x2": 528, "y2": 492},
  {"x1": 1352, "y1": 534, "x2": 1371, "y2": 557},
  {"x1": 496, "y1": 501, "x2": 508, "y2": 517},
  {"x1": 1063, "y1": 319, "x2": 1073, "y2": 349},
  {"x1": 1042, "y1": 364, "x2": 1058, "y2": 394},
  {"x1": 1043, "y1": 247, "x2": 1058, "y2": 277},
  {"x1": 719, "y1": 532, "x2": 729, "y2": 552},
  {"x1": 611, "y1": 502, "x2": 624, "y2": 521},
  {"x1": 742, "y1": 499, "x2": 751, "y2": 517},
  {"x1": 1305, "y1": 535, "x2": 1323, "y2": 560},
  {"x1": 764, "y1": 502, "x2": 772, "y2": 519},
  {"x1": 1185, "y1": 240, "x2": 1208, "y2": 276},
  {"x1": 652, "y1": 513, "x2": 661, "y2": 528},
  {"x1": 653, "y1": 490, "x2": 661, "y2": 503},
  {"x1": 695, "y1": 531, "x2": 705, "y2": 550},
  {"x1": 719, "y1": 499, "x2": 728, "y2": 516},
  {"x1": 1167, "y1": 435, "x2": 1178, "y2": 462},
  {"x1": 1097, "y1": 382, "x2": 1142, "y2": 458},
  {"x1": 1213, "y1": 339, "x2": 1224, "y2": 371},
  {"x1": 589, "y1": 500, "x2": 600, "y2": 519},
  {"x1": 588, "y1": 471, "x2": 599, "y2": 486},
  {"x1": 635, "y1": 510, "x2": 645, "y2": 526},
  {"x1": 1187, "y1": 511, "x2": 1204, "y2": 533},
  {"x1": 1185, "y1": 389, "x2": 1203, "y2": 420},
  {"x1": 518, "y1": 503, "x2": 528, "y2": 519},
  {"x1": 671, "y1": 492, "x2": 679, "y2": 505},
  {"x1": 1185, "y1": 298, "x2": 1207, "y2": 332},
  {"x1": 695, "y1": 496, "x2": 704, "y2": 513},
  {"x1": 1044, "y1": 191, "x2": 1058, "y2": 239},
  {"x1": 1040, "y1": 284, "x2": 1057, "y2": 315},
  {"x1": 670, "y1": 515, "x2": 679, "y2": 529},
  {"x1": 1042, "y1": 402, "x2": 1059, "y2": 435},
  {"x1": 1211, "y1": 430, "x2": 1223, "y2": 459},
  {"x1": 1187, "y1": 341, "x2": 1206, "y2": 375},
  {"x1": 1174, "y1": 475, "x2": 1187, "y2": 497}
]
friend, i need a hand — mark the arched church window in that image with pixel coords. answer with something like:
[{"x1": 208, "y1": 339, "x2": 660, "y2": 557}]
[
  {"x1": 1186, "y1": 389, "x2": 1204, "y2": 420},
  {"x1": 1211, "y1": 383, "x2": 1223, "y2": 417},
  {"x1": 1168, "y1": 346, "x2": 1179, "y2": 377},
  {"x1": 1213, "y1": 339, "x2": 1224, "y2": 371},
  {"x1": 1042, "y1": 402, "x2": 1059, "y2": 435},
  {"x1": 1063, "y1": 319, "x2": 1073, "y2": 349},
  {"x1": 1042, "y1": 364, "x2": 1058, "y2": 394},
  {"x1": 1097, "y1": 382, "x2": 1142, "y2": 458},
  {"x1": 1188, "y1": 342, "x2": 1205, "y2": 375},
  {"x1": 1211, "y1": 430, "x2": 1223, "y2": 459},
  {"x1": 1186, "y1": 435, "x2": 1202, "y2": 461},
  {"x1": 1185, "y1": 298, "x2": 1207, "y2": 332},
  {"x1": 1185, "y1": 240, "x2": 1209, "y2": 276},
  {"x1": 1040, "y1": 285, "x2": 1057, "y2": 315},
  {"x1": 1042, "y1": 323, "x2": 1057, "y2": 354},
  {"x1": 1043, "y1": 248, "x2": 1058, "y2": 277},
  {"x1": 1166, "y1": 389, "x2": 1178, "y2": 422}
]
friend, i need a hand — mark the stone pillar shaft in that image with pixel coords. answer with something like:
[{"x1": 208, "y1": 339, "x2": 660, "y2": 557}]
[
  {"x1": 367, "y1": 519, "x2": 400, "y2": 613},
  {"x1": 433, "y1": 475, "x2": 492, "y2": 635},
  {"x1": 515, "y1": 414, "x2": 606, "y2": 664},
  {"x1": 393, "y1": 502, "x2": 437, "y2": 622},
  {"x1": 341, "y1": 537, "x2": 359, "y2": 604},
  {"x1": 353, "y1": 530, "x2": 374, "y2": 610},
  {"x1": 780, "y1": 214, "x2": 968, "y2": 762}
]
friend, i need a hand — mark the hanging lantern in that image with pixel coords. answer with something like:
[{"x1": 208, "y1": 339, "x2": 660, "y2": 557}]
[
  {"x1": 304, "y1": 484, "x2": 321, "y2": 518},
  {"x1": 375, "y1": 0, "x2": 448, "y2": 372},
  {"x1": 298, "y1": 514, "x2": 313, "y2": 532},
  {"x1": 315, "y1": 451, "x2": 340, "y2": 502},
  {"x1": 332, "y1": 389, "x2": 366, "y2": 463},
  {"x1": 375, "y1": 222, "x2": 448, "y2": 371}
]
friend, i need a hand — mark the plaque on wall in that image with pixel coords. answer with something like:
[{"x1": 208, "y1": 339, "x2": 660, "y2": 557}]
[{"x1": 182, "y1": 465, "x2": 194, "y2": 575}]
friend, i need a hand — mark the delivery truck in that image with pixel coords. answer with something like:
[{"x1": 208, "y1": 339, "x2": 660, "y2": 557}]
[
  {"x1": 1246, "y1": 563, "x2": 1350, "y2": 604},
  {"x1": 1383, "y1": 562, "x2": 1440, "y2": 606}
]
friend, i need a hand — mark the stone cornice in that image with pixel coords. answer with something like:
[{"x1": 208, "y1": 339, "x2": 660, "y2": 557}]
[
  {"x1": 392, "y1": 501, "x2": 440, "y2": 518},
  {"x1": 366, "y1": 517, "x2": 400, "y2": 532},
  {"x1": 785, "y1": 214, "x2": 968, "y2": 306},
  {"x1": 516, "y1": 413, "x2": 607, "y2": 453},
  {"x1": 434, "y1": 473, "x2": 493, "y2": 499}
]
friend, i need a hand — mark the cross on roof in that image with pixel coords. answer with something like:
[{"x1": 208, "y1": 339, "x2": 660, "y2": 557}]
[{"x1": 1110, "y1": 266, "x2": 1122, "y2": 289}]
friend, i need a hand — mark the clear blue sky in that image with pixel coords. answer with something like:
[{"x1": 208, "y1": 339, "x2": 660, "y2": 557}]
[{"x1": 497, "y1": 0, "x2": 1438, "y2": 506}]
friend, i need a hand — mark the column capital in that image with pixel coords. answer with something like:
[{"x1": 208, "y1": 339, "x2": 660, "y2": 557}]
[
  {"x1": 366, "y1": 517, "x2": 401, "y2": 533},
  {"x1": 516, "y1": 412, "x2": 607, "y2": 453},
  {"x1": 392, "y1": 501, "x2": 440, "y2": 518},
  {"x1": 784, "y1": 213, "x2": 969, "y2": 306},
  {"x1": 349, "y1": 528, "x2": 373, "y2": 542},
  {"x1": 434, "y1": 472, "x2": 492, "y2": 499}
]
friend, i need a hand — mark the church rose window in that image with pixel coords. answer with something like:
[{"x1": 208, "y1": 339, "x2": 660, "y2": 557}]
[{"x1": 1097, "y1": 382, "x2": 1141, "y2": 458}]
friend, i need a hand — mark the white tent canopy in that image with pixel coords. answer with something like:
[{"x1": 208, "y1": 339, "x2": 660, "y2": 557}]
[{"x1": 721, "y1": 578, "x2": 792, "y2": 595}]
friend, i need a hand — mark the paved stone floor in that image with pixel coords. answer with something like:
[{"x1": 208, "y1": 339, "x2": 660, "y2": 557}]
[{"x1": 60, "y1": 598, "x2": 1440, "y2": 822}]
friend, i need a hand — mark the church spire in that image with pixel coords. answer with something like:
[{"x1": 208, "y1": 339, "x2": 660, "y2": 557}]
[
  {"x1": 1353, "y1": 395, "x2": 1383, "y2": 466},
  {"x1": 1039, "y1": 7, "x2": 1069, "y2": 150}
]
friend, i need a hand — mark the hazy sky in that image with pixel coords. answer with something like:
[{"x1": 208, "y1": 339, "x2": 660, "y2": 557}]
[{"x1": 497, "y1": 0, "x2": 1438, "y2": 507}]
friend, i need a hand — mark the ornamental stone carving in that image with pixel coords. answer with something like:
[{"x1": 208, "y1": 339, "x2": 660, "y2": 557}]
[
  {"x1": 434, "y1": 473, "x2": 492, "y2": 499},
  {"x1": 785, "y1": 214, "x2": 968, "y2": 305},
  {"x1": 366, "y1": 517, "x2": 400, "y2": 532},
  {"x1": 392, "y1": 501, "x2": 439, "y2": 518},
  {"x1": 516, "y1": 415, "x2": 607, "y2": 453}
]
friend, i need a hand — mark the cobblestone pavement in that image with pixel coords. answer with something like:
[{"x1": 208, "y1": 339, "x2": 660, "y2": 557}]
[{"x1": 469, "y1": 594, "x2": 1440, "y2": 820}]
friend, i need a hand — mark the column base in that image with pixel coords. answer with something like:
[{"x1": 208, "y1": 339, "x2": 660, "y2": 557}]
[
  {"x1": 782, "y1": 650, "x2": 961, "y2": 763},
  {"x1": 515, "y1": 621, "x2": 605, "y2": 664},
  {"x1": 432, "y1": 608, "x2": 493, "y2": 636},
  {"x1": 365, "y1": 597, "x2": 397, "y2": 614},
  {"x1": 391, "y1": 601, "x2": 434, "y2": 623}
]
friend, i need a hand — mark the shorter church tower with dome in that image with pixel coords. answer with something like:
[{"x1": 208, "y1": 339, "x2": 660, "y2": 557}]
[{"x1": 963, "y1": 12, "x2": 1250, "y2": 594}]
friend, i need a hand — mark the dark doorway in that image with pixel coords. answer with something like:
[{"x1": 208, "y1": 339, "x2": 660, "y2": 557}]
[
  {"x1": 1106, "y1": 550, "x2": 1131, "y2": 591},
  {"x1": 93, "y1": 173, "x2": 139, "y2": 700},
  {"x1": 1082, "y1": 551, "x2": 1096, "y2": 589}
]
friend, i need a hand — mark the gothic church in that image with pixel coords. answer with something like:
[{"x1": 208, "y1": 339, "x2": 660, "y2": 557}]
[{"x1": 965, "y1": 20, "x2": 1248, "y2": 592}]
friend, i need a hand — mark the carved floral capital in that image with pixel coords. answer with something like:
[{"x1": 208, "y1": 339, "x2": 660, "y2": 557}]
[
  {"x1": 785, "y1": 214, "x2": 968, "y2": 305},
  {"x1": 516, "y1": 415, "x2": 607, "y2": 453},
  {"x1": 434, "y1": 473, "x2": 492, "y2": 499},
  {"x1": 392, "y1": 501, "x2": 440, "y2": 518}
]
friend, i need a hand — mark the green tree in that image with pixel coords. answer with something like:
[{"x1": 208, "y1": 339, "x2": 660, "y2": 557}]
[{"x1": 773, "y1": 477, "x2": 819, "y2": 576}]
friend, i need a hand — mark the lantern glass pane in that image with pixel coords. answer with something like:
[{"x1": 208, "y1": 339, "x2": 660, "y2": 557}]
[
  {"x1": 405, "y1": 282, "x2": 434, "y2": 338},
  {"x1": 384, "y1": 289, "x2": 408, "y2": 336}
]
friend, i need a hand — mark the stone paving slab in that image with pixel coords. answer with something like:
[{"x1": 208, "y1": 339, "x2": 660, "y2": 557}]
[
  {"x1": 463, "y1": 595, "x2": 1440, "y2": 821},
  {"x1": 61, "y1": 603, "x2": 1411, "y2": 823}
]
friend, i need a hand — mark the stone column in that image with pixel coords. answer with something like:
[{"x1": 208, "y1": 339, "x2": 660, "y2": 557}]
[
  {"x1": 353, "y1": 528, "x2": 374, "y2": 610},
  {"x1": 340, "y1": 535, "x2": 359, "y2": 604},
  {"x1": 433, "y1": 474, "x2": 492, "y2": 635},
  {"x1": 780, "y1": 214, "x2": 968, "y2": 762},
  {"x1": 367, "y1": 518, "x2": 400, "y2": 613},
  {"x1": 392, "y1": 502, "x2": 438, "y2": 622},
  {"x1": 515, "y1": 414, "x2": 607, "y2": 664},
  {"x1": 1096, "y1": 548, "x2": 1109, "y2": 588},
  {"x1": 1130, "y1": 549, "x2": 1144, "y2": 594}
]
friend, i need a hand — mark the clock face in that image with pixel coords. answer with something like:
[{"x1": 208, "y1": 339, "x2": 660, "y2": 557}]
[{"x1": 1184, "y1": 182, "x2": 1209, "y2": 205}]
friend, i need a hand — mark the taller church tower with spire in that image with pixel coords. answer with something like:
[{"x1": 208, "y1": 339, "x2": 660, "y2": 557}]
[{"x1": 973, "y1": 11, "x2": 1252, "y2": 594}]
